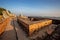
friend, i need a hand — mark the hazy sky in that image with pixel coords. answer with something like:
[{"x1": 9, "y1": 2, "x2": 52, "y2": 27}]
[{"x1": 0, "y1": 0, "x2": 60, "y2": 17}]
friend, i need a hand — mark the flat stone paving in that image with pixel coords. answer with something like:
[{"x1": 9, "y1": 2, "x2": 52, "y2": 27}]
[
  {"x1": 0, "y1": 19, "x2": 30, "y2": 40},
  {"x1": 13, "y1": 20, "x2": 29, "y2": 40}
]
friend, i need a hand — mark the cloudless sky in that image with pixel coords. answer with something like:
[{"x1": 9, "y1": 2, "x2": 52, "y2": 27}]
[{"x1": 0, "y1": 0, "x2": 60, "y2": 17}]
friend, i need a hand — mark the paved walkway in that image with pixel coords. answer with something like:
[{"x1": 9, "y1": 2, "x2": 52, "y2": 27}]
[
  {"x1": 0, "y1": 19, "x2": 30, "y2": 40},
  {"x1": 13, "y1": 20, "x2": 29, "y2": 40}
]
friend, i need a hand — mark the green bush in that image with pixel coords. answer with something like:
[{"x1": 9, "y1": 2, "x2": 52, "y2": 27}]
[{"x1": 0, "y1": 8, "x2": 6, "y2": 15}]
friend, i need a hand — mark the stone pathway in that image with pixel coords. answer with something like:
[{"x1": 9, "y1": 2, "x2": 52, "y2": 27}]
[{"x1": 13, "y1": 20, "x2": 29, "y2": 40}]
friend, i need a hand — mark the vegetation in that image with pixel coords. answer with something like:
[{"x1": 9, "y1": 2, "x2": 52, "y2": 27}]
[
  {"x1": 0, "y1": 7, "x2": 6, "y2": 15},
  {"x1": 0, "y1": 7, "x2": 11, "y2": 15}
]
